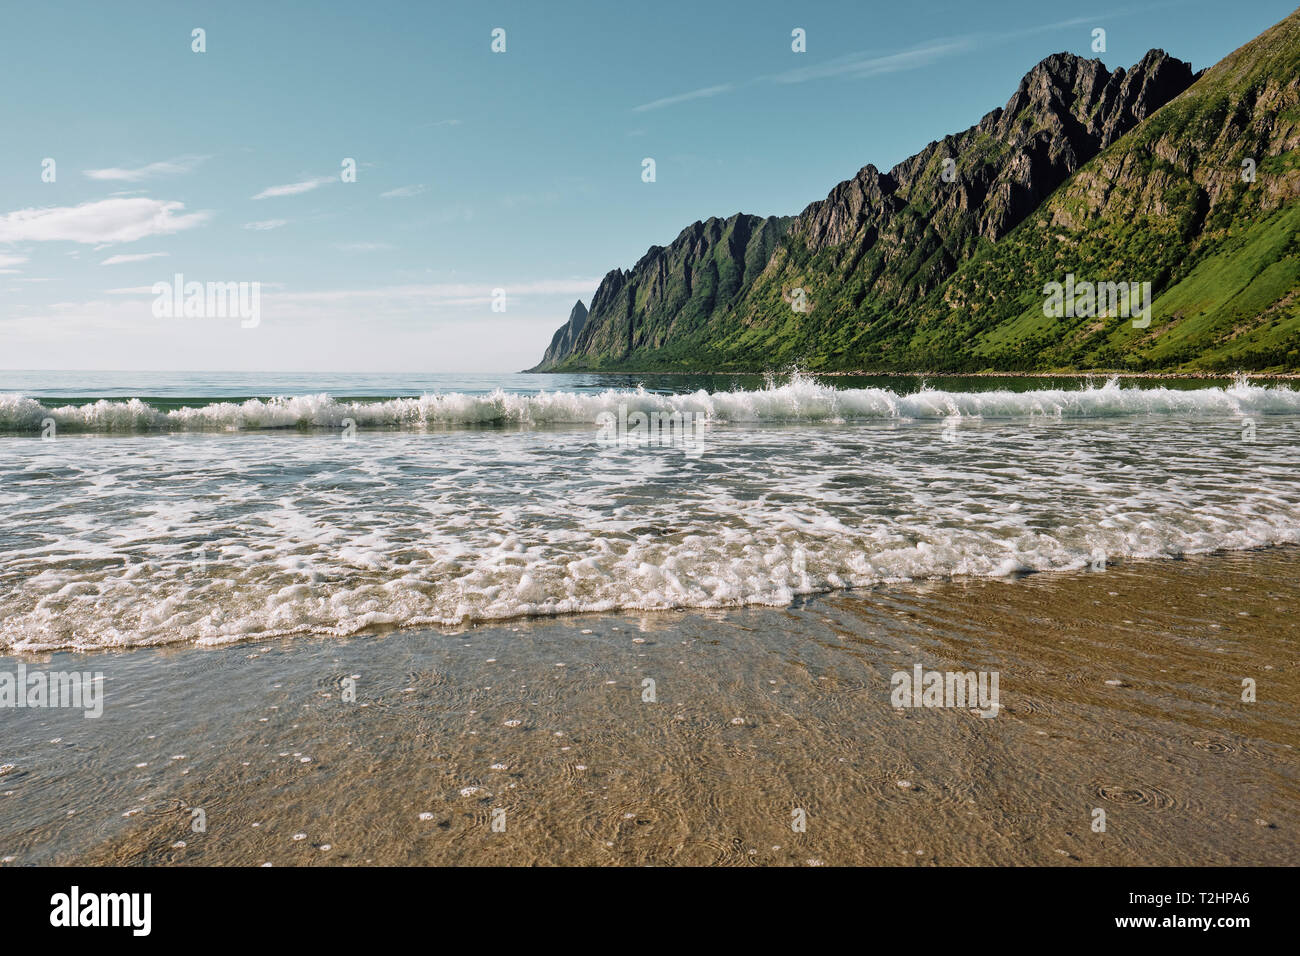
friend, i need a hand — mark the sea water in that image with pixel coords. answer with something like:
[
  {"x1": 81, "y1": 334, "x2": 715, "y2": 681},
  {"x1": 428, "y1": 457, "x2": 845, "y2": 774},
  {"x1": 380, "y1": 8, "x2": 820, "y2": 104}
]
[{"x1": 1, "y1": 371, "x2": 1297, "y2": 651}]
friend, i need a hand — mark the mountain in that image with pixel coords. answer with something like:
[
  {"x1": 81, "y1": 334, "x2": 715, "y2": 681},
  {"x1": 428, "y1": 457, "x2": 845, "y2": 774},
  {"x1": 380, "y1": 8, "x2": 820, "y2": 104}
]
[
  {"x1": 532, "y1": 9, "x2": 1300, "y2": 374},
  {"x1": 904, "y1": 8, "x2": 1300, "y2": 373},
  {"x1": 532, "y1": 299, "x2": 589, "y2": 371},
  {"x1": 529, "y1": 212, "x2": 791, "y2": 371}
]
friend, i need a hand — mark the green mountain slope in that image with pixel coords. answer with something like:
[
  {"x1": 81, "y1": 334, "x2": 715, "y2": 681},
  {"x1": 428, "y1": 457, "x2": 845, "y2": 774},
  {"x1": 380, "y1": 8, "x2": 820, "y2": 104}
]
[
  {"x1": 528, "y1": 213, "x2": 791, "y2": 371},
  {"x1": 535, "y1": 8, "x2": 1300, "y2": 374},
  {"x1": 906, "y1": 6, "x2": 1300, "y2": 373}
]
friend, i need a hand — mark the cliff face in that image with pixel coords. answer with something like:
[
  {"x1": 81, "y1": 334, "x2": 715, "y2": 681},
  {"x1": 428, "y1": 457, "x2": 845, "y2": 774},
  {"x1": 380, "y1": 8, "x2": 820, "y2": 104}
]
[
  {"x1": 538, "y1": 212, "x2": 792, "y2": 368},
  {"x1": 722, "y1": 48, "x2": 1197, "y2": 355},
  {"x1": 794, "y1": 50, "x2": 1194, "y2": 258},
  {"x1": 906, "y1": 8, "x2": 1300, "y2": 372},
  {"x1": 533, "y1": 9, "x2": 1300, "y2": 373},
  {"x1": 529, "y1": 299, "x2": 588, "y2": 371}
]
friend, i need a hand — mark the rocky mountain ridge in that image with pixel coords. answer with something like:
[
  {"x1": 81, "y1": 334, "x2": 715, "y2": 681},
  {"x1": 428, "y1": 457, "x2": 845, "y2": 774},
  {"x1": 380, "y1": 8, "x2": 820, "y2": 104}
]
[{"x1": 532, "y1": 9, "x2": 1300, "y2": 373}]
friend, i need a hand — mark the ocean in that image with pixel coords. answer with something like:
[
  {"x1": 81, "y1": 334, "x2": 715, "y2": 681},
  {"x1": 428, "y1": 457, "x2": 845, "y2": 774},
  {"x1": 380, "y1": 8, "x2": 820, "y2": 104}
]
[
  {"x1": 2, "y1": 370, "x2": 1298, "y2": 867},
  {"x1": 2, "y1": 370, "x2": 1298, "y2": 653}
]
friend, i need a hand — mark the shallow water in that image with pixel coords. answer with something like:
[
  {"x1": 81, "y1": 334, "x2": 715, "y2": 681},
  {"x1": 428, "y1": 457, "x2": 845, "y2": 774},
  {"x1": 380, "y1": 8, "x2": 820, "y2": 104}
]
[
  {"x1": 1, "y1": 548, "x2": 1295, "y2": 866},
  {"x1": 2, "y1": 376, "x2": 1298, "y2": 651},
  {"x1": 0, "y1": 368, "x2": 1250, "y2": 407},
  {"x1": 0, "y1": 372, "x2": 1296, "y2": 866}
]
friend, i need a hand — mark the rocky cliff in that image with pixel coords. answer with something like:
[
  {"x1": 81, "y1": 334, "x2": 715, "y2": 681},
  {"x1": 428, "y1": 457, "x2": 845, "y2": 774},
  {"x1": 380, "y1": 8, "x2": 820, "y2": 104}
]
[
  {"x1": 910, "y1": 9, "x2": 1300, "y2": 372},
  {"x1": 531, "y1": 299, "x2": 589, "y2": 371},
  {"x1": 532, "y1": 212, "x2": 791, "y2": 370},
  {"x1": 533, "y1": 9, "x2": 1300, "y2": 373}
]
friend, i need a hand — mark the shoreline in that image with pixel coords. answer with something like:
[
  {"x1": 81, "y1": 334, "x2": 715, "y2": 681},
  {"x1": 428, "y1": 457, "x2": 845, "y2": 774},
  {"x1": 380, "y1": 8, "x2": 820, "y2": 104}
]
[
  {"x1": 4, "y1": 547, "x2": 1296, "y2": 866},
  {"x1": 527, "y1": 368, "x2": 1300, "y2": 380},
  {"x1": 5, "y1": 542, "x2": 1298, "y2": 658}
]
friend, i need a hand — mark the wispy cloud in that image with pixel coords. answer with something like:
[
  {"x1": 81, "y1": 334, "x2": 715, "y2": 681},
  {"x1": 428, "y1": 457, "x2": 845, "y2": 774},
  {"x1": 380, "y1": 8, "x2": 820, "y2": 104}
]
[
  {"x1": 0, "y1": 254, "x2": 29, "y2": 268},
  {"x1": 632, "y1": 83, "x2": 735, "y2": 113},
  {"x1": 84, "y1": 155, "x2": 208, "y2": 182},
  {"x1": 1003, "y1": 15, "x2": 1098, "y2": 41},
  {"x1": 499, "y1": 191, "x2": 562, "y2": 210},
  {"x1": 0, "y1": 199, "x2": 210, "y2": 244},
  {"x1": 103, "y1": 283, "x2": 286, "y2": 296},
  {"x1": 380, "y1": 184, "x2": 427, "y2": 199},
  {"x1": 252, "y1": 177, "x2": 334, "y2": 200},
  {"x1": 629, "y1": 13, "x2": 1110, "y2": 111},
  {"x1": 244, "y1": 219, "x2": 288, "y2": 231},
  {"x1": 101, "y1": 252, "x2": 169, "y2": 266},
  {"x1": 269, "y1": 278, "x2": 602, "y2": 306},
  {"x1": 772, "y1": 38, "x2": 976, "y2": 84},
  {"x1": 87, "y1": 278, "x2": 602, "y2": 333},
  {"x1": 334, "y1": 242, "x2": 394, "y2": 253}
]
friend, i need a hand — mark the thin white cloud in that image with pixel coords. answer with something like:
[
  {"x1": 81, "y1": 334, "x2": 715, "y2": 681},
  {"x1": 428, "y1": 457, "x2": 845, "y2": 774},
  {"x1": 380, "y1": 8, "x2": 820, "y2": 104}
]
[
  {"x1": 334, "y1": 242, "x2": 395, "y2": 252},
  {"x1": 427, "y1": 205, "x2": 475, "y2": 225},
  {"x1": 101, "y1": 252, "x2": 170, "y2": 266},
  {"x1": 772, "y1": 38, "x2": 976, "y2": 84},
  {"x1": 380, "y1": 184, "x2": 427, "y2": 199},
  {"x1": 252, "y1": 177, "x2": 334, "y2": 200},
  {"x1": 0, "y1": 199, "x2": 210, "y2": 244},
  {"x1": 84, "y1": 155, "x2": 208, "y2": 182},
  {"x1": 272, "y1": 278, "x2": 601, "y2": 305},
  {"x1": 0, "y1": 254, "x2": 29, "y2": 268},
  {"x1": 1003, "y1": 15, "x2": 1098, "y2": 41},
  {"x1": 499, "y1": 191, "x2": 562, "y2": 210},
  {"x1": 630, "y1": 13, "x2": 1109, "y2": 111},
  {"x1": 244, "y1": 219, "x2": 288, "y2": 230},
  {"x1": 632, "y1": 83, "x2": 735, "y2": 113},
  {"x1": 103, "y1": 283, "x2": 285, "y2": 296}
]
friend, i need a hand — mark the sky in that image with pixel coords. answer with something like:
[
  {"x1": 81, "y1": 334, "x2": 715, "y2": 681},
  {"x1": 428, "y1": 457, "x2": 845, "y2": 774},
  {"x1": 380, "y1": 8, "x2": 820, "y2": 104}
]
[{"x1": 1, "y1": 0, "x2": 1295, "y2": 373}]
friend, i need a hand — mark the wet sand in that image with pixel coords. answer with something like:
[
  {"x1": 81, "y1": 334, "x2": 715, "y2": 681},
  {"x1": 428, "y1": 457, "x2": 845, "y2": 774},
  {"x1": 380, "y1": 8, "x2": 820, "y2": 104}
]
[{"x1": 1, "y1": 548, "x2": 1297, "y2": 866}]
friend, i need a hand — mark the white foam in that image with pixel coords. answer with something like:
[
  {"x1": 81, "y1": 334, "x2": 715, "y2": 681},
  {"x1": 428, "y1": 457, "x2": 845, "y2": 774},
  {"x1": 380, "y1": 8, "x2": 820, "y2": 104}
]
[
  {"x1": 2, "y1": 375, "x2": 1296, "y2": 432},
  {"x1": 2, "y1": 379, "x2": 1299, "y2": 651}
]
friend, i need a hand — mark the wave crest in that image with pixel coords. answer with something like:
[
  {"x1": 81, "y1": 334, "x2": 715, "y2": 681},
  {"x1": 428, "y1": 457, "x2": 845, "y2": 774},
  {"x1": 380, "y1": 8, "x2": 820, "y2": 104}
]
[{"x1": 2, "y1": 374, "x2": 1296, "y2": 432}]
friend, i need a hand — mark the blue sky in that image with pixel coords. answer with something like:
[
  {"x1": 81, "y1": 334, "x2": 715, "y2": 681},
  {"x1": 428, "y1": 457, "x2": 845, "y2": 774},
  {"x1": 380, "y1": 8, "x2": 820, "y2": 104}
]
[{"x1": 1, "y1": 0, "x2": 1294, "y2": 373}]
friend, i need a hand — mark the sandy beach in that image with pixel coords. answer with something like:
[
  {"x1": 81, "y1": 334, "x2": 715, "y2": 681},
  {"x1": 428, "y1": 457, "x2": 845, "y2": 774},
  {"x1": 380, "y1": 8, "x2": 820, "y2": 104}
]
[{"x1": 3, "y1": 546, "x2": 1295, "y2": 867}]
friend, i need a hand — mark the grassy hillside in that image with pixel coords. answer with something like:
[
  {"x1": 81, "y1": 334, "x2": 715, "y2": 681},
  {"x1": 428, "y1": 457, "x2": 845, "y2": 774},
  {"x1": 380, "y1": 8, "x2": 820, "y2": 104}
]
[
  {"x1": 899, "y1": 8, "x2": 1300, "y2": 373},
  {"x1": 541, "y1": 9, "x2": 1300, "y2": 374}
]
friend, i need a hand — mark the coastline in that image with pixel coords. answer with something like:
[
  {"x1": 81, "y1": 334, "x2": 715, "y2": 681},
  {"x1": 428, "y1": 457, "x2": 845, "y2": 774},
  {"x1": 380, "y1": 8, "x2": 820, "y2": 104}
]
[
  {"x1": 525, "y1": 368, "x2": 1300, "y2": 380},
  {"x1": 4, "y1": 546, "x2": 1296, "y2": 866}
]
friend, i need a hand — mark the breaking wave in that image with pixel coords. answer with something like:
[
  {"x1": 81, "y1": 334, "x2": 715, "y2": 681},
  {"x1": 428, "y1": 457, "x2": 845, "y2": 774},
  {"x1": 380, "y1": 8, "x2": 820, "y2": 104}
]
[{"x1": 2, "y1": 375, "x2": 1297, "y2": 433}]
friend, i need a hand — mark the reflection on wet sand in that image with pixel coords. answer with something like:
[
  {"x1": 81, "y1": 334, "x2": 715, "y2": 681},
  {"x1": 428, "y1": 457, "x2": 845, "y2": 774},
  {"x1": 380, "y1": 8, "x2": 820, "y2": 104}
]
[{"x1": 2, "y1": 548, "x2": 1296, "y2": 866}]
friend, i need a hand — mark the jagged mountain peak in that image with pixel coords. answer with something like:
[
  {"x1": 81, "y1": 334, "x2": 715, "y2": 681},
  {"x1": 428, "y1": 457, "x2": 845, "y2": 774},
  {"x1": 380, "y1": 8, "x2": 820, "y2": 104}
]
[
  {"x1": 527, "y1": 298, "x2": 590, "y2": 371},
  {"x1": 781, "y1": 47, "x2": 1193, "y2": 284},
  {"x1": 530, "y1": 9, "x2": 1299, "y2": 374},
  {"x1": 533, "y1": 44, "x2": 1198, "y2": 371}
]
